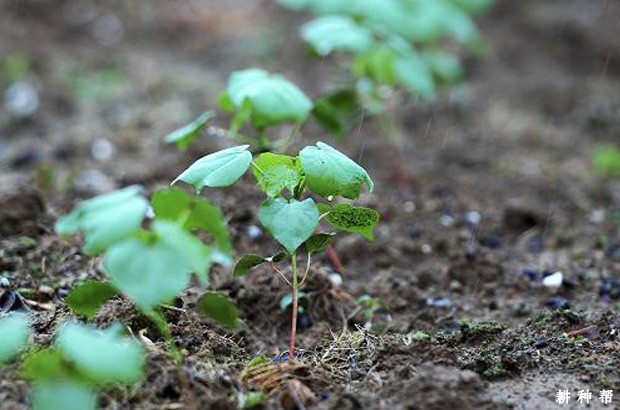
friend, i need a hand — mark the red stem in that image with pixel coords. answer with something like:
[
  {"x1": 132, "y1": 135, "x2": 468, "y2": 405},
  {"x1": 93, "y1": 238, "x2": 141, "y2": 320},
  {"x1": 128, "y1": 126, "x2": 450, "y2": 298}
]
[
  {"x1": 326, "y1": 245, "x2": 344, "y2": 273},
  {"x1": 288, "y1": 285, "x2": 297, "y2": 361}
]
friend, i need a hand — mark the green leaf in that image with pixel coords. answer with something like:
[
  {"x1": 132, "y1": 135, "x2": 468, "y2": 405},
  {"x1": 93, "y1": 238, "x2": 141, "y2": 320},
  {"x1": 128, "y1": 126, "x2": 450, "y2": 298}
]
[
  {"x1": 258, "y1": 198, "x2": 319, "y2": 254},
  {"x1": 172, "y1": 145, "x2": 252, "y2": 192},
  {"x1": 323, "y1": 203, "x2": 379, "y2": 240},
  {"x1": 56, "y1": 322, "x2": 145, "y2": 385},
  {"x1": 593, "y1": 145, "x2": 620, "y2": 178},
  {"x1": 354, "y1": 49, "x2": 396, "y2": 86},
  {"x1": 164, "y1": 112, "x2": 214, "y2": 150},
  {"x1": 299, "y1": 141, "x2": 374, "y2": 200},
  {"x1": 197, "y1": 292, "x2": 240, "y2": 330},
  {"x1": 104, "y1": 221, "x2": 212, "y2": 308},
  {"x1": 151, "y1": 188, "x2": 232, "y2": 263},
  {"x1": 55, "y1": 186, "x2": 148, "y2": 255},
  {"x1": 32, "y1": 381, "x2": 97, "y2": 410},
  {"x1": 65, "y1": 281, "x2": 118, "y2": 319},
  {"x1": 279, "y1": 292, "x2": 307, "y2": 310},
  {"x1": 422, "y1": 51, "x2": 462, "y2": 84},
  {"x1": 301, "y1": 16, "x2": 374, "y2": 56},
  {"x1": 234, "y1": 252, "x2": 287, "y2": 277},
  {"x1": 252, "y1": 153, "x2": 303, "y2": 197},
  {"x1": 393, "y1": 53, "x2": 436, "y2": 98},
  {"x1": 0, "y1": 313, "x2": 30, "y2": 365},
  {"x1": 221, "y1": 68, "x2": 313, "y2": 129},
  {"x1": 305, "y1": 232, "x2": 335, "y2": 254},
  {"x1": 21, "y1": 349, "x2": 71, "y2": 381},
  {"x1": 450, "y1": 0, "x2": 493, "y2": 14},
  {"x1": 312, "y1": 89, "x2": 359, "y2": 138}
]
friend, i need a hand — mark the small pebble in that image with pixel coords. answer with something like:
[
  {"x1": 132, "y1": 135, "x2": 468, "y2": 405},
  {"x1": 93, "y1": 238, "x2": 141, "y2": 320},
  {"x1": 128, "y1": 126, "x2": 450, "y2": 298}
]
[
  {"x1": 91, "y1": 138, "x2": 116, "y2": 162},
  {"x1": 56, "y1": 287, "x2": 70, "y2": 298},
  {"x1": 542, "y1": 271, "x2": 563, "y2": 288},
  {"x1": 38, "y1": 285, "x2": 54, "y2": 297},
  {"x1": 439, "y1": 214, "x2": 455, "y2": 228},
  {"x1": 328, "y1": 273, "x2": 343, "y2": 287},
  {"x1": 546, "y1": 296, "x2": 570, "y2": 310},
  {"x1": 4, "y1": 81, "x2": 39, "y2": 117},
  {"x1": 426, "y1": 297, "x2": 452, "y2": 307},
  {"x1": 479, "y1": 233, "x2": 503, "y2": 249},
  {"x1": 449, "y1": 280, "x2": 463, "y2": 291},
  {"x1": 403, "y1": 201, "x2": 416, "y2": 213},
  {"x1": 0, "y1": 277, "x2": 10, "y2": 288},
  {"x1": 465, "y1": 211, "x2": 481, "y2": 226},
  {"x1": 521, "y1": 269, "x2": 540, "y2": 281},
  {"x1": 589, "y1": 209, "x2": 605, "y2": 224},
  {"x1": 421, "y1": 243, "x2": 432, "y2": 254},
  {"x1": 534, "y1": 339, "x2": 549, "y2": 349},
  {"x1": 246, "y1": 225, "x2": 262, "y2": 241}
]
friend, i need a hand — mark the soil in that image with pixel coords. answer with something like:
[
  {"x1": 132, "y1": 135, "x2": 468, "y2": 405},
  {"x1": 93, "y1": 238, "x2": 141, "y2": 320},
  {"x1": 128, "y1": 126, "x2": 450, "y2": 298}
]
[{"x1": 1, "y1": 0, "x2": 620, "y2": 409}]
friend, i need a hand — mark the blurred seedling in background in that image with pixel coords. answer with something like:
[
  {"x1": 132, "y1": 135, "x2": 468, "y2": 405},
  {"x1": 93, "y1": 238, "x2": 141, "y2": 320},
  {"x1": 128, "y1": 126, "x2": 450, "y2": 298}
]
[
  {"x1": 277, "y1": 0, "x2": 493, "y2": 136},
  {"x1": 55, "y1": 185, "x2": 240, "y2": 364},
  {"x1": 0, "y1": 314, "x2": 145, "y2": 410},
  {"x1": 173, "y1": 141, "x2": 379, "y2": 360},
  {"x1": 354, "y1": 294, "x2": 390, "y2": 331}
]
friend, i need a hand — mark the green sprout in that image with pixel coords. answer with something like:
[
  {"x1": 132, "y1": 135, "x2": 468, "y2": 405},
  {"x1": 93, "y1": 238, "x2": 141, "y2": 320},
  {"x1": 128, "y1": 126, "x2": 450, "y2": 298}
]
[
  {"x1": 173, "y1": 141, "x2": 379, "y2": 360},
  {"x1": 593, "y1": 145, "x2": 620, "y2": 178},
  {"x1": 355, "y1": 294, "x2": 389, "y2": 330}
]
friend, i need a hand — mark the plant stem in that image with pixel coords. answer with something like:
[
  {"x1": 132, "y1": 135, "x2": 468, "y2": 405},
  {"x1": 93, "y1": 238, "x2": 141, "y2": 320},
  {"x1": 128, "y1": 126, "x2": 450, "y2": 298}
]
[
  {"x1": 257, "y1": 129, "x2": 269, "y2": 150},
  {"x1": 143, "y1": 307, "x2": 182, "y2": 365},
  {"x1": 289, "y1": 252, "x2": 298, "y2": 362}
]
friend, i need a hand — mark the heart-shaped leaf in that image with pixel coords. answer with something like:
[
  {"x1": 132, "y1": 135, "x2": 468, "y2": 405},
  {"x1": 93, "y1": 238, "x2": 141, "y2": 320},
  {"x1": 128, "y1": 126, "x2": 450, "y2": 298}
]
[
  {"x1": 65, "y1": 281, "x2": 118, "y2": 319},
  {"x1": 234, "y1": 252, "x2": 287, "y2": 277},
  {"x1": 104, "y1": 221, "x2": 211, "y2": 308},
  {"x1": 300, "y1": 142, "x2": 373, "y2": 200},
  {"x1": 258, "y1": 198, "x2": 319, "y2": 253},
  {"x1": 56, "y1": 322, "x2": 145, "y2": 385},
  {"x1": 197, "y1": 292, "x2": 241, "y2": 330},
  {"x1": 220, "y1": 69, "x2": 313, "y2": 129},
  {"x1": 323, "y1": 203, "x2": 379, "y2": 240},
  {"x1": 172, "y1": 145, "x2": 252, "y2": 192},
  {"x1": 164, "y1": 112, "x2": 214, "y2": 150},
  {"x1": 55, "y1": 186, "x2": 148, "y2": 255},
  {"x1": 0, "y1": 313, "x2": 30, "y2": 365},
  {"x1": 301, "y1": 16, "x2": 374, "y2": 56},
  {"x1": 252, "y1": 153, "x2": 303, "y2": 197}
]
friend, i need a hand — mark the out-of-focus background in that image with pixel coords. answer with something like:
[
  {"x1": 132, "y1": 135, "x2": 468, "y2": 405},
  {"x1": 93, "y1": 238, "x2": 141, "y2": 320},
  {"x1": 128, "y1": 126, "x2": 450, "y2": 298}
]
[{"x1": 1, "y1": 0, "x2": 620, "y2": 408}]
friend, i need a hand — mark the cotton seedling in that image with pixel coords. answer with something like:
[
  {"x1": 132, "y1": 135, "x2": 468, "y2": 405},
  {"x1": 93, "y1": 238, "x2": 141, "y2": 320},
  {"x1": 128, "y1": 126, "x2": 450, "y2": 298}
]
[
  {"x1": 275, "y1": 0, "x2": 492, "y2": 135},
  {"x1": 165, "y1": 68, "x2": 313, "y2": 151},
  {"x1": 173, "y1": 141, "x2": 379, "y2": 360},
  {"x1": 55, "y1": 185, "x2": 239, "y2": 362}
]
